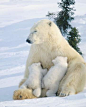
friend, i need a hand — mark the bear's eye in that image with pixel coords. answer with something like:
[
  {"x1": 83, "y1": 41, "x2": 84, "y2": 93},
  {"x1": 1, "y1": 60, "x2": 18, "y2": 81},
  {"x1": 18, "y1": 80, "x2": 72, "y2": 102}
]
[{"x1": 34, "y1": 30, "x2": 37, "y2": 33}]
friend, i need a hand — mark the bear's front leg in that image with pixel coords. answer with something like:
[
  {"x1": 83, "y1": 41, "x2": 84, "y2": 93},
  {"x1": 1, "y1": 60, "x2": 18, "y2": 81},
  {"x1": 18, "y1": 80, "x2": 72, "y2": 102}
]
[{"x1": 58, "y1": 62, "x2": 86, "y2": 97}]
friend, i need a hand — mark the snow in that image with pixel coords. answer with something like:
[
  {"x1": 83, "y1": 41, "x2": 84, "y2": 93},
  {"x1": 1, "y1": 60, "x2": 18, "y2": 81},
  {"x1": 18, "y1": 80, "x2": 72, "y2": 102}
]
[
  {"x1": 0, "y1": 93, "x2": 86, "y2": 107},
  {"x1": 0, "y1": 0, "x2": 86, "y2": 106}
]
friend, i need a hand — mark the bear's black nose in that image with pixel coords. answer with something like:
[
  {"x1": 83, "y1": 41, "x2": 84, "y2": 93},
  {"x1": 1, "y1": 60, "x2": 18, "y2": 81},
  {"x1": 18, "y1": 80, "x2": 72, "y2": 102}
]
[
  {"x1": 19, "y1": 95, "x2": 22, "y2": 98},
  {"x1": 26, "y1": 39, "x2": 31, "y2": 44}
]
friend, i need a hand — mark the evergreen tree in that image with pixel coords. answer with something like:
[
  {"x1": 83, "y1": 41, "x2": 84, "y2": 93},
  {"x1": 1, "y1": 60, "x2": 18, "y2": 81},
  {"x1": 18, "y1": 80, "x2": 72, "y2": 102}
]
[
  {"x1": 47, "y1": 0, "x2": 82, "y2": 55},
  {"x1": 67, "y1": 27, "x2": 82, "y2": 55},
  {"x1": 47, "y1": 0, "x2": 75, "y2": 36}
]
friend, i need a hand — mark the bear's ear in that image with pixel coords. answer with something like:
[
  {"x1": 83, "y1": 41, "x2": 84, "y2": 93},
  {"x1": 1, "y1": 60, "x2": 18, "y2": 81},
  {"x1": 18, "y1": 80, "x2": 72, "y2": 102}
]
[{"x1": 48, "y1": 22, "x2": 52, "y2": 26}]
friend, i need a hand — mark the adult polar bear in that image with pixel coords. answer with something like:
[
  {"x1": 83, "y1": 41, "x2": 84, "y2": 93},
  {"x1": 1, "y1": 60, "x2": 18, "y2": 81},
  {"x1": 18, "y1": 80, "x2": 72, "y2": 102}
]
[{"x1": 19, "y1": 19, "x2": 86, "y2": 97}]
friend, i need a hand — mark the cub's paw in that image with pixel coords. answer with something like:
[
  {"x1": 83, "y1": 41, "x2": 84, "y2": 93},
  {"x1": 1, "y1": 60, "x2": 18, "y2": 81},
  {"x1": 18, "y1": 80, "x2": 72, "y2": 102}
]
[
  {"x1": 46, "y1": 90, "x2": 56, "y2": 97},
  {"x1": 33, "y1": 88, "x2": 41, "y2": 97}
]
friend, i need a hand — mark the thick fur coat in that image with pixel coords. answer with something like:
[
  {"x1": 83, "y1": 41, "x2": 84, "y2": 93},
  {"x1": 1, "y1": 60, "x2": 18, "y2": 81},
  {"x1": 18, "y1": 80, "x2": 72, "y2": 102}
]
[
  {"x1": 19, "y1": 19, "x2": 86, "y2": 97},
  {"x1": 42, "y1": 56, "x2": 68, "y2": 97},
  {"x1": 20, "y1": 63, "x2": 47, "y2": 97}
]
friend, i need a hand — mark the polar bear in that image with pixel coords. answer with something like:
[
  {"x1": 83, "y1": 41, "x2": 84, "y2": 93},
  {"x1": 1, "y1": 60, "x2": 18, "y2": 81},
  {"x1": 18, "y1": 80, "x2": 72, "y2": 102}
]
[
  {"x1": 20, "y1": 63, "x2": 47, "y2": 97},
  {"x1": 19, "y1": 19, "x2": 86, "y2": 97},
  {"x1": 42, "y1": 56, "x2": 68, "y2": 97}
]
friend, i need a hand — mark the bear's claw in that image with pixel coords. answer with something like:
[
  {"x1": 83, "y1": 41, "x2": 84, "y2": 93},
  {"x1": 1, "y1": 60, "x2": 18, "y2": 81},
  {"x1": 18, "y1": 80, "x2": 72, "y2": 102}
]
[
  {"x1": 59, "y1": 89, "x2": 75, "y2": 97},
  {"x1": 59, "y1": 92, "x2": 68, "y2": 97}
]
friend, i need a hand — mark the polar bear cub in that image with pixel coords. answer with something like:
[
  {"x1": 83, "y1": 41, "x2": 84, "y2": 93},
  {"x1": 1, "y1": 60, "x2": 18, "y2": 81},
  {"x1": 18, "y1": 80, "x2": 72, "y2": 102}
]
[
  {"x1": 42, "y1": 56, "x2": 68, "y2": 97},
  {"x1": 21, "y1": 63, "x2": 47, "y2": 97}
]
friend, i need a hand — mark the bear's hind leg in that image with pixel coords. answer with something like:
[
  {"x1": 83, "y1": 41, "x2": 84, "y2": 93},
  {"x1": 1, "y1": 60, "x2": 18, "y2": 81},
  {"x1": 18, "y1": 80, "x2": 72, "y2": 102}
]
[{"x1": 58, "y1": 62, "x2": 86, "y2": 97}]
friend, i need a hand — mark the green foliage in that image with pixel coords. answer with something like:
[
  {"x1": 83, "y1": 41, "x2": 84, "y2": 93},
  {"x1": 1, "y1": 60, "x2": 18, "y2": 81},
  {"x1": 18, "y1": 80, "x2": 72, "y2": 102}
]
[
  {"x1": 56, "y1": 0, "x2": 75, "y2": 36},
  {"x1": 47, "y1": 0, "x2": 75, "y2": 36},
  {"x1": 46, "y1": 0, "x2": 82, "y2": 55},
  {"x1": 67, "y1": 27, "x2": 82, "y2": 55}
]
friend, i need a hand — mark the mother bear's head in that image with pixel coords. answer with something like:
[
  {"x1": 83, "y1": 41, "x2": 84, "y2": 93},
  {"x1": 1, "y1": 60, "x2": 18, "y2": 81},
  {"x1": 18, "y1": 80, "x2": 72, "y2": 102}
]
[{"x1": 26, "y1": 19, "x2": 62, "y2": 44}]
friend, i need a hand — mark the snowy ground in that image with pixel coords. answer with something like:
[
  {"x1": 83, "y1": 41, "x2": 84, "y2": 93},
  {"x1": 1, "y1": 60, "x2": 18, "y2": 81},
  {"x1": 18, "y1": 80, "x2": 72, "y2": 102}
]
[{"x1": 0, "y1": 0, "x2": 86, "y2": 107}]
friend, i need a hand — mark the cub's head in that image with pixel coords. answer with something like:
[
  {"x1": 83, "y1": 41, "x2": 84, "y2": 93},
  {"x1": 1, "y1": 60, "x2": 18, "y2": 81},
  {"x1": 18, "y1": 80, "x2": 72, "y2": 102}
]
[
  {"x1": 52, "y1": 56, "x2": 68, "y2": 65},
  {"x1": 30, "y1": 63, "x2": 41, "y2": 68},
  {"x1": 29, "y1": 63, "x2": 41, "y2": 73},
  {"x1": 26, "y1": 19, "x2": 56, "y2": 44}
]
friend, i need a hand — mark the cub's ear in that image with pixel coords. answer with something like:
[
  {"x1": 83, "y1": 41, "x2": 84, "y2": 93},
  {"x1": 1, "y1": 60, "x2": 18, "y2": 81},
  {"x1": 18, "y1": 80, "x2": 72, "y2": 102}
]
[
  {"x1": 36, "y1": 62, "x2": 41, "y2": 66},
  {"x1": 48, "y1": 22, "x2": 52, "y2": 26},
  {"x1": 52, "y1": 59, "x2": 55, "y2": 64},
  {"x1": 65, "y1": 57, "x2": 67, "y2": 61}
]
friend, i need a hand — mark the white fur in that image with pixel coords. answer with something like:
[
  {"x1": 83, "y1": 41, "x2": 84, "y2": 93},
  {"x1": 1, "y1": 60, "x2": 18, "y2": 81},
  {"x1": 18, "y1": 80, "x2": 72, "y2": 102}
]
[
  {"x1": 20, "y1": 19, "x2": 86, "y2": 97},
  {"x1": 21, "y1": 63, "x2": 47, "y2": 97},
  {"x1": 42, "y1": 56, "x2": 68, "y2": 97}
]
